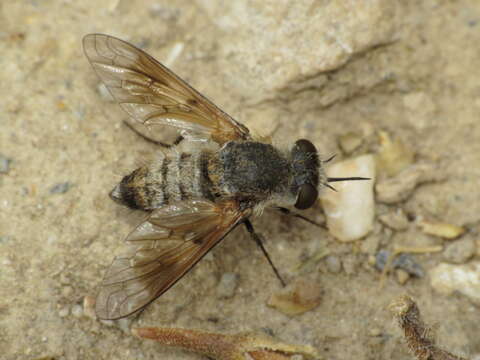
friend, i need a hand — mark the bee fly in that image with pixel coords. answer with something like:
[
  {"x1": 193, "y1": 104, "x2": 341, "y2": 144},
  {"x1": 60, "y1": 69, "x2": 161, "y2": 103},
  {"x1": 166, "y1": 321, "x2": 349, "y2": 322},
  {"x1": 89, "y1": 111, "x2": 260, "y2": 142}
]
[{"x1": 83, "y1": 34, "x2": 368, "y2": 320}]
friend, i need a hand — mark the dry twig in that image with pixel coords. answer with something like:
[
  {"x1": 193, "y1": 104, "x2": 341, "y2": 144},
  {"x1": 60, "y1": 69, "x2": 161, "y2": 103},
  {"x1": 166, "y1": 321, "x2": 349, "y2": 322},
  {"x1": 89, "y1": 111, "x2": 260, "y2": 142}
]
[
  {"x1": 132, "y1": 327, "x2": 320, "y2": 360},
  {"x1": 389, "y1": 295, "x2": 468, "y2": 360}
]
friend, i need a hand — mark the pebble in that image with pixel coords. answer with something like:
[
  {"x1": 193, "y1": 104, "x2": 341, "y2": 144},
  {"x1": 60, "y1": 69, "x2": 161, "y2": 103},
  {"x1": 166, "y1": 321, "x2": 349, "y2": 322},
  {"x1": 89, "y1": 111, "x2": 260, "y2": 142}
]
[
  {"x1": 216, "y1": 272, "x2": 239, "y2": 299},
  {"x1": 376, "y1": 131, "x2": 415, "y2": 177},
  {"x1": 117, "y1": 318, "x2": 132, "y2": 334},
  {"x1": 325, "y1": 255, "x2": 342, "y2": 273},
  {"x1": 393, "y1": 229, "x2": 440, "y2": 250},
  {"x1": 443, "y1": 237, "x2": 476, "y2": 264},
  {"x1": 375, "y1": 250, "x2": 424, "y2": 277},
  {"x1": 0, "y1": 154, "x2": 11, "y2": 174},
  {"x1": 59, "y1": 273, "x2": 70, "y2": 285},
  {"x1": 360, "y1": 234, "x2": 381, "y2": 255},
  {"x1": 430, "y1": 262, "x2": 480, "y2": 305},
  {"x1": 417, "y1": 219, "x2": 465, "y2": 240},
  {"x1": 368, "y1": 328, "x2": 382, "y2": 337},
  {"x1": 50, "y1": 182, "x2": 71, "y2": 194},
  {"x1": 71, "y1": 304, "x2": 83, "y2": 318},
  {"x1": 395, "y1": 269, "x2": 410, "y2": 285},
  {"x1": 0, "y1": 235, "x2": 12, "y2": 244},
  {"x1": 58, "y1": 307, "x2": 70, "y2": 318},
  {"x1": 342, "y1": 254, "x2": 360, "y2": 275},
  {"x1": 100, "y1": 317, "x2": 132, "y2": 334},
  {"x1": 320, "y1": 154, "x2": 376, "y2": 242},
  {"x1": 267, "y1": 279, "x2": 322, "y2": 316},
  {"x1": 378, "y1": 209, "x2": 409, "y2": 231},
  {"x1": 338, "y1": 132, "x2": 363, "y2": 154},
  {"x1": 375, "y1": 163, "x2": 443, "y2": 204},
  {"x1": 83, "y1": 295, "x2": 96, "y2": 319},
  {"x1": 62, "y1": 286, "x2": 73, "y2": 297},
  {"x1": 97, "y1": 83, "x2": 114, "y2": 101}
]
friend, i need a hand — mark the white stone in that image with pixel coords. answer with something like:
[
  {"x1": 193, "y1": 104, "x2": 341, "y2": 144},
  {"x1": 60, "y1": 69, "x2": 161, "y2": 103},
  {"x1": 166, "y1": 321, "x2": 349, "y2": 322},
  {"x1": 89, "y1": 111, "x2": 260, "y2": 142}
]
[
  {"x1": 430, "y1": 262, "x2": 480, "y2": 305},
  {"x1": 320, "y1": 154, "x2": 376, "y2": 242}
]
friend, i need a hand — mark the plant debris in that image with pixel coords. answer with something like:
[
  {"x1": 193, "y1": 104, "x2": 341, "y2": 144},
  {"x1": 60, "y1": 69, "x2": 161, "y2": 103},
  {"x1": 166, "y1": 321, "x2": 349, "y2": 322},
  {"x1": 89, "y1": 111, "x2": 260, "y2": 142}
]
[
  {"x1": 132, "y1": 327, "x2": 320, "y2": 360},
  {"x1": 389, "y1": 295, "x2": 468, "y2": 360},
  {"x1": 417, "y1": 220, "x2": 465, "y2": 240},
  {"x1": 267, "y1": 279, "x2": 323, "y2": 316}
]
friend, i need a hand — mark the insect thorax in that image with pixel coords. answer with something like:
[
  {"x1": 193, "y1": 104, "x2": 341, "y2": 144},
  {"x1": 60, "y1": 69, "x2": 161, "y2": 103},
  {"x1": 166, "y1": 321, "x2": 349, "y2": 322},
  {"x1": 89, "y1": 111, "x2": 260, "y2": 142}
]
[{"x1": 218, "y1": 141, "x2": 292, "y2": 201}]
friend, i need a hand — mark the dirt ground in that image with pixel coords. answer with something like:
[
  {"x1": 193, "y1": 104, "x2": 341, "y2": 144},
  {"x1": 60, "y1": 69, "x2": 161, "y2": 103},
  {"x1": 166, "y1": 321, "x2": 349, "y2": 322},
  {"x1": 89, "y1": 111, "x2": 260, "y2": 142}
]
[{"x1": 1, "y1": 1, "x2": 480, "y2": 359}]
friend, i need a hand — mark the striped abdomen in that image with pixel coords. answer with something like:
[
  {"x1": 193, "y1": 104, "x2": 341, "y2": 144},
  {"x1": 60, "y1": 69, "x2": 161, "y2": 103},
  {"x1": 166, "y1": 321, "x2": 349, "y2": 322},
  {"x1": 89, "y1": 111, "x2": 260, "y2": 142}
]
[{"x1": 110, "y1": 150, "x2": 215, "y2": 211}]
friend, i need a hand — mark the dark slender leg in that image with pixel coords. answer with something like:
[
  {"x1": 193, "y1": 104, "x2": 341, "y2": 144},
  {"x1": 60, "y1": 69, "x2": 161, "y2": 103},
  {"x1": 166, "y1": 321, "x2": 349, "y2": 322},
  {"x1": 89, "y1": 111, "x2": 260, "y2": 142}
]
[
  {"x1": 132, "y1": 307, "x2": 147, "y2": 321},
  {"x1": 276, "y1": 207, "x2": 327, "y2": 229},
  {"x1": 243, "y1": 219, "x2": 286, "y2": 287},
  {"x1": 123, "y1": 120, "x2": 184, "y2": 148}
]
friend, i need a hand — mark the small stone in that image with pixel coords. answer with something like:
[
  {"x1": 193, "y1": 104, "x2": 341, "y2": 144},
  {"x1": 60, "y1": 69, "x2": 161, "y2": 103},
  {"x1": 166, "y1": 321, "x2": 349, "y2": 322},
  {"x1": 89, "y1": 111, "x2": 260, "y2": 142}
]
[
  {"x1": 430, "y1": 262, "x2": 480, "y2": 305},
  {"x1": 216, "y1": 272, "x2": 239, "y2": 299},
  {"x1": 325, "y1": 255, "x2": 342, "y2": 273},
  {"x1": 320, "y1": 154, "x2": 376, "y2": 242},
  {"x1": 0, "y1": 154, "x2": 12, "y2": 174},
  {"x1": 443, "y1": 238, "x2": 476, "y2": 264},
  {"x1": 376, "y1": 131, "x2": 415, "y2": 177},
  {"x1": 58, "y1": 307, "x2": 70, "y2": 318},
  {"x1": 101, "y1": 317, "x2": 133, "y2": 334},
  {"x1": 376, "y1": 163, "x2": 444, "y2": 204},
  {"x1": 338, "y1": 132, "x2": 363, "y2": 154},
  {"x1": 83, "y1": 295, "x2": 96, "y2": 319},
  {"x1": 360, "y1": 234, "x2": 381, "y2": 255},
  {"x1": 395, "y1": 269, "x2": 410, "y2": 285},
  {"x1": 267, "y1": 279, "x2": 322, "y2": 316},
  {"x1": 50, "y1": 182, "x2": 71, "y2": 194},
  {"x1": 375, "y1": 250, "x2": 424, "y2": 277},
  {"x1": 97, "y1": 83, "x2": 114, "y2": 101},
  {"x1": 100, "y1": 319, "x2": 115, "y2": 327},
  {"x1": 378, "y1": 209, "x2": 409, "y2": 231},
  {"x1": 368, "y1": 328, "x2": 382, "y2": 337},
  {"x1": 117, "y1": 318, "x2": 132, "y2": 334},
  {"x1": 393, "y1": 229, "x2": 440, "y2": 250},
  {"x1": 342, "y1": 254, "x2": 360, "y2": 275},
  {"x1": 59, "y1": 273, "x2": 70, "y2": 285},
  {"x1": 0, "y1": 236, "x2": 12, "y2": 244},
  {"x1": 71, "y1": 304, "x2": 83, "y2": 318},
  {"x1": 62, "y1": 286, "x2": 73, "y2": 297},
  {"x1": 418, "y1": 220, "x2": 465, "y2": 240}
]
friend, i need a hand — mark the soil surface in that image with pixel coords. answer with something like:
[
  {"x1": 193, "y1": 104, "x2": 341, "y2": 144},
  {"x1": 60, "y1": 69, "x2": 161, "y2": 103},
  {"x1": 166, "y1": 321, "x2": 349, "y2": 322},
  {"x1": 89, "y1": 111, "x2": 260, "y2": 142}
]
[{"x1": 1, "y1": 1, "x2": 480, "y2": 359}]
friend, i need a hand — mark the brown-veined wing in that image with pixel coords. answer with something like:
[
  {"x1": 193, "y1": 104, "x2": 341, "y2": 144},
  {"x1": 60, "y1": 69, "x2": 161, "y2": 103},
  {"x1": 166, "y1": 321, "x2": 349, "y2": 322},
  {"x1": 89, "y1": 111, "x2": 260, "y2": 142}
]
[
  {"x1": 96, "y1": 199, "x2": 248, "y2": 320},
  {"x1": 83, "y1": 33, "x2": 250, "y2": 144}
]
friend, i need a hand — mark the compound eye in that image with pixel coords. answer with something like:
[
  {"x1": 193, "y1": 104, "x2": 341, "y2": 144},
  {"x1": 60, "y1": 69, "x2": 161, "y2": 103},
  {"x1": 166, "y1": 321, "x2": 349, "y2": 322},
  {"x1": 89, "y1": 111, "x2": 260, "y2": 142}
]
[
  {"x1": 294, "y1": 139, "x2": 317, "y2": 154},
  {"x1": 294, "y1": 184, "x2": 318, "y2": 210}
]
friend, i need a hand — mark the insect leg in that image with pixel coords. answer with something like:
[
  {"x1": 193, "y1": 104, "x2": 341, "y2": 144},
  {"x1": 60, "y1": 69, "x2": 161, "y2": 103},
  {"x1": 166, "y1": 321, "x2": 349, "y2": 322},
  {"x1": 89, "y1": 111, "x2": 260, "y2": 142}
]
[
  {"x1": 243, "y1": 219, "x2": 286, "y2": 287},
  {"x1": 123, "y1": 120, "x2": 184, "y2": 148},
  {"x1": 276, "y1": 207, "x2": 327, "y2": 229}
]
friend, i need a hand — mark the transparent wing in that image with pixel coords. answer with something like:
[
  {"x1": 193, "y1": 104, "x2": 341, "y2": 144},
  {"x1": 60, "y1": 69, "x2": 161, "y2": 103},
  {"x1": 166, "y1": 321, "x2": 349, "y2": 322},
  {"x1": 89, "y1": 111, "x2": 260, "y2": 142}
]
[
  {"x1": 83, "y1": 33, "x2": 250, "y2": 144},
  {"x1": 96, "y1": 199, "x2": 247, "y2": 320}
]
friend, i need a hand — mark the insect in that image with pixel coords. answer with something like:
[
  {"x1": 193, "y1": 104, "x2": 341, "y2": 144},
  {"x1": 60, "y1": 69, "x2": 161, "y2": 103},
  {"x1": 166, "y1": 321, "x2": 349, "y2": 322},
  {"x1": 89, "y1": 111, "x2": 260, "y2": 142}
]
[{"x1": 83, "y1": 34, "x2": 368, "y2": 320}]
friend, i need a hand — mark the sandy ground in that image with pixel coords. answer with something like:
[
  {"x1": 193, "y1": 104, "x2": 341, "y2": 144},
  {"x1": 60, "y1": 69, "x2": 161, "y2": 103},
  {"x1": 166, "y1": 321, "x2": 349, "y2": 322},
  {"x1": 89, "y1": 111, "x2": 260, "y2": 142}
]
[{"x1": 1, "y1": 1, "x2": 480, "y2": 359}]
